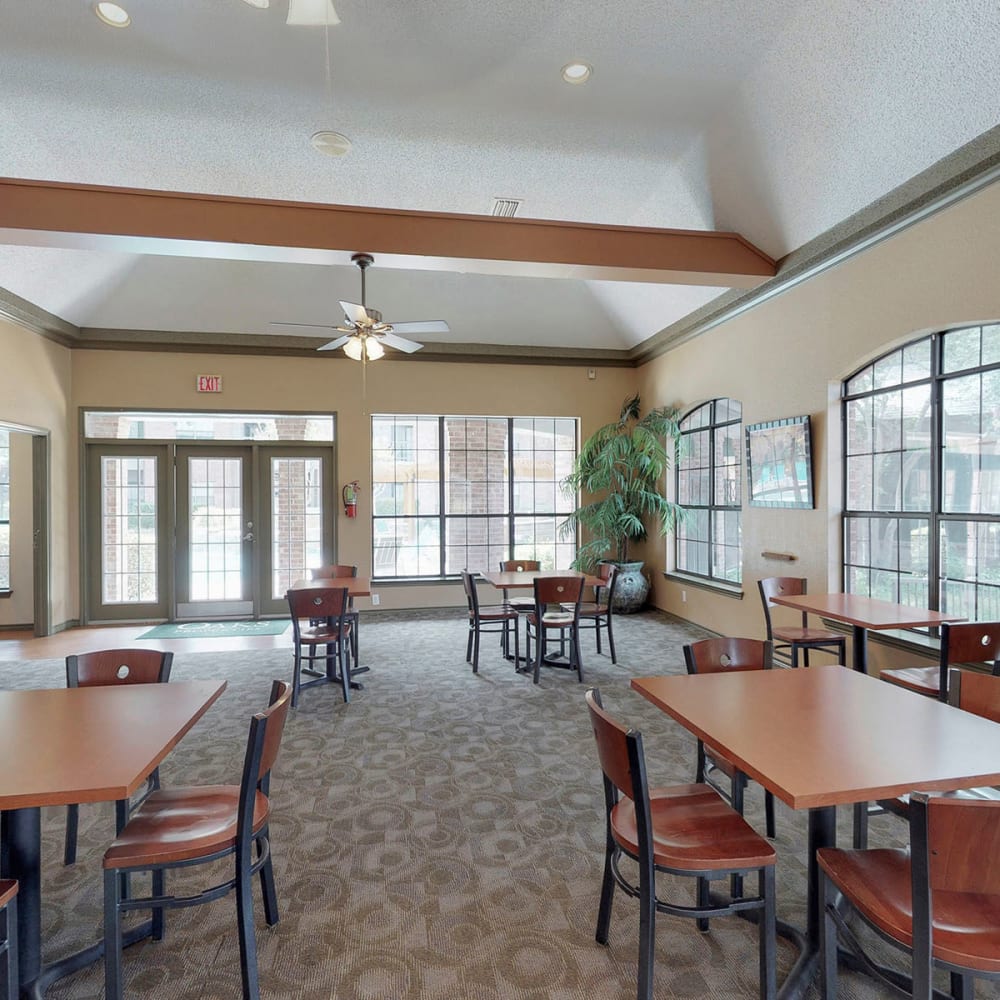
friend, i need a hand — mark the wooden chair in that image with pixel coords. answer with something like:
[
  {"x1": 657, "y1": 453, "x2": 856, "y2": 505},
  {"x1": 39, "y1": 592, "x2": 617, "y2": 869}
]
[
  {"x1": 64, "y1": 648, "x2": 174, "y2": 866},
  {"x1": 683, "y1": 638, "x2": 776, "y2": 840},
  {"x1": 819, "y1": 792, "x2": 1000, "y2": 999},
  {"x1": 499, "y1": 559, "x2": 541, "y2": 658},
  {"x1": 309, "y1": 564, "x2": 361, "y2": 663},
  {"x1": 574, "y1": 563, "x2": 620, "y2": 664},
  {"x1": 585, "y1": 688, "x2": 777, "y2": 1000},
  {"x1": 286, "y1": 586, "x2": 354, "y2": 706},
  {"x1": 460, "y1": 569, "x2": 519, "y2": 672},
  {"x1": 757, "y1": 577, "x2": 846, "y2": 667},
  {"x1": 880, "y1": 620, "x2": 1000, "y2": 701},
  {"x1": 525, "y1": 575, "x2": 584, "y2": 684},
  {"x1": 103, "y1": 680, "x2": 291, "y2": 1000},
  {"x1": 0, "y1": 880, "x2": 17, "y2": 1000}
]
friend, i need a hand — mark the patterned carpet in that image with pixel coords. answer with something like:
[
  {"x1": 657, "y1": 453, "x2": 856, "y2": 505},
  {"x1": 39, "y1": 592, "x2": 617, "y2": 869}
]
[{"x1": 1, "y1": 610, "x2": 992, "y2": 999}]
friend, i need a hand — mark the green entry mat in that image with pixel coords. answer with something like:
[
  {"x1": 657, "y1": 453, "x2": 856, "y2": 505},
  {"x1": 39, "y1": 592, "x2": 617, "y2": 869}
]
[{"x1": 136, "y1": 620, "x2": 290, "y2": 639}]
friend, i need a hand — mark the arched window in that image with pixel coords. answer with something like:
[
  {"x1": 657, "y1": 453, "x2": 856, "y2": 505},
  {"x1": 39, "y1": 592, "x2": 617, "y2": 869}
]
[
  {"x1": 843, "y1": 323, "x2": 1000, "y2": 618},
  {"x1": 675, "y1": 399, "x2": 742, "y2": 584}
]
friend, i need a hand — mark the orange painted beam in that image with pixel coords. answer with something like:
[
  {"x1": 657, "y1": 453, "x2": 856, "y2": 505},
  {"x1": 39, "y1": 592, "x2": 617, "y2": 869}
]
[{"x1": 0, "y1": 178, "x2": 776, "y2": 288}]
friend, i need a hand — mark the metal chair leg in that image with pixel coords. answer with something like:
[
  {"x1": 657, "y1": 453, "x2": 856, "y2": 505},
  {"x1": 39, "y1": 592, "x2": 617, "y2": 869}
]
[
  {"x1": 103, "y1": 868, "x2": 124, "y2": 1000},
  {"x1": 3, "y1": 892, "x2": 17, "y2": 1000},
  {"x1": 258, "y1": 832, "x2": 279, "y2": 927},
  {"x1": 235, "y1": 853, "x2": 261, "y2": 1000},
  {"x1": 595, "y1": 839, "x2": 616, "y2": 945},
  {"x1": 64, "y1": 804, "x2": 79, "y2": 866}
]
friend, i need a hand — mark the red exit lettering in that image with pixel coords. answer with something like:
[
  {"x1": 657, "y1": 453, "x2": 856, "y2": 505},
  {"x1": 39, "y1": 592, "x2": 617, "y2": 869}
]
[{"x1": 196, "y1": 375, "x2": 223, "y2": 393}]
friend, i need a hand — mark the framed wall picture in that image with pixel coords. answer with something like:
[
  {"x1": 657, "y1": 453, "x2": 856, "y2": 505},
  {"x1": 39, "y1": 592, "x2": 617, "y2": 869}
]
[{"x1": 745, "y1": 415, "x2": 814, "y2": 508}]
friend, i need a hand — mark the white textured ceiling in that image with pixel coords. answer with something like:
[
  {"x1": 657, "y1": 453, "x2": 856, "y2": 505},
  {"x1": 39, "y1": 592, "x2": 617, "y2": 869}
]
[{"x1": 0, "y1": 0, "x2": 997, "y2": 353}]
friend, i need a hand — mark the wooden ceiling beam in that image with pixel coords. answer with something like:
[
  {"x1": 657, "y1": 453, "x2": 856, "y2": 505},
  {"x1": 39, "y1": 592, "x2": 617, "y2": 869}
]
[{"x1": 0, "y1": 178, "x2": 776, "y2": 288}]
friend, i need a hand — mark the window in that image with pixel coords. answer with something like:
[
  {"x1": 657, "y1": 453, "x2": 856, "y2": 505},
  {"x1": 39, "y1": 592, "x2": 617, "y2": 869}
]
[
  {"x1": 0, "y1": 429, "x2": 9, "y2": 589},
  {"x1": 371, "y1": 415, "x2": 577, "y2": 578},
  {"x1": 675, "y1": 399, "x2": 743, "y2": 584},
  {"x1": 843, "y1": 324, "x2": 1000, "y2": 619}
]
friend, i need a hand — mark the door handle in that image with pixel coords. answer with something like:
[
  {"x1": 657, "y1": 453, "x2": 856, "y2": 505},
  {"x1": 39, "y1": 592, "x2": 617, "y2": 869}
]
[{"x1": 242, "y1": 532, "x2": 254, "y2": 542}]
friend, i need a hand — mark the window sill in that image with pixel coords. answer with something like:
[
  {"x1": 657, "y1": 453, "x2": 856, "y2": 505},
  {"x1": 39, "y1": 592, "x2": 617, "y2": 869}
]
[
  {"x1": 0, "y1": 589, "x2": 11, "y2": 599},
  {"x1": 818, "y1": 619, "x2": 941, "y2": 659},
  {"x1": 372, "y1": 577, "x2": 463, "y2": 587},
  {"x1": 664, "y1": 572, "x2": 743, "y2": 600}
]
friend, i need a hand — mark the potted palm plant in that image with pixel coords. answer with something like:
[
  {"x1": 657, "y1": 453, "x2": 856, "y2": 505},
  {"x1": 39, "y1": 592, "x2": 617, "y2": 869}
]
[{"x1": 561, "y1": 393, "x2": 683, "y2": 612}]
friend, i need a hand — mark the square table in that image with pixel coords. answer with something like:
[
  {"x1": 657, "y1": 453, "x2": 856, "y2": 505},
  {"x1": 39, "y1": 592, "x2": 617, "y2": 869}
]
[
  {"x1": 0, "y1": 679, "x2": 226, "y2": 997},
  {"x1": 480, "y1": 570, "x2": 603, "y2": 669},
  {"x1": 768, "y1": 592, "x2": 964, "y2": 673},
  {"x1": 631, "y1": 665, "x2": 1000, "y2": 1000}
]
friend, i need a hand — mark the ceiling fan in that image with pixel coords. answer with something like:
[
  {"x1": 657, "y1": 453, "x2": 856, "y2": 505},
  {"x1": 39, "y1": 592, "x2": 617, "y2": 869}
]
[
  {"x1": 239, "y1": 0, "x2": 340, "y2": 25},
  {"x1": 273, "y1": 253, "x2": 451, "y2": 361}
]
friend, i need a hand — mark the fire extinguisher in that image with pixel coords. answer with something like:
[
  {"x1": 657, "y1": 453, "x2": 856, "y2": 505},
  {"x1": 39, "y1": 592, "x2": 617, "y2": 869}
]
[{"x1": 342, "y1": 481, "x2": 359, "y2": 518}]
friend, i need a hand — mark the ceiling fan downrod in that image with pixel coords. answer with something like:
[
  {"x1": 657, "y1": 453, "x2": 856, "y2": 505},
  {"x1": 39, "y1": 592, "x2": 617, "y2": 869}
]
[{"x1": 351, "y1": 252, "x2": 374, "y2": 308}]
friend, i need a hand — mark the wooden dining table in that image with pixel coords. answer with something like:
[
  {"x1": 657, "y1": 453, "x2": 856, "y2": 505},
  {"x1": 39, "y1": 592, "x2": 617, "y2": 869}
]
[
  {"x1": 768, "y1": 591, "x2": 964, "y2": 673},
  {"x1": 0, "y1": 679, "x2": 226, "y2": 998},
  {"x1": 631, "y1": 665, "x2": 1000, "y2": 1000},
  {"x1": 480, "y1": 570, "x2": 603, "y2": 667}
]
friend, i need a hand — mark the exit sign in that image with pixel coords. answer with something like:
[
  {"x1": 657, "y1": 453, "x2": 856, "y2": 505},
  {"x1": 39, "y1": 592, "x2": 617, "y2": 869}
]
[{"x1": 196, "y1": 375, "x2": 223, "y2": 393}]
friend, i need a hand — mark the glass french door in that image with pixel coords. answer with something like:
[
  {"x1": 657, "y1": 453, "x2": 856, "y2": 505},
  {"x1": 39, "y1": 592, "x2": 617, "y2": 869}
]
[
  {"x1": 175, "y1": 447, "x2": 254, "y2": 619},
  {"x1": 86, "y1": 443, "x2": 335, "y2": 622}
]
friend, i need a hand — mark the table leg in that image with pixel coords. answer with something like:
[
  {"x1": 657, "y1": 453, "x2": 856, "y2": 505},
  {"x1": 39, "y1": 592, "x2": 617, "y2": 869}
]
[
  {"x1": 1, "y1": 807, "x2": 41, "y2": 994},
  {"x1": 852, "y1": 625, "x2": 868, "y2": 673}
]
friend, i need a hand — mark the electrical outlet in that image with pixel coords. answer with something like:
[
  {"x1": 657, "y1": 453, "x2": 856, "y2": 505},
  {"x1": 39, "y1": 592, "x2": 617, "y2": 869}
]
[
  {"x1": 370, "y1": 593, "x2": 380, "y2": 606},
  {"x1": 681, "y1": 590, "x2": 687, "y2": 603}
]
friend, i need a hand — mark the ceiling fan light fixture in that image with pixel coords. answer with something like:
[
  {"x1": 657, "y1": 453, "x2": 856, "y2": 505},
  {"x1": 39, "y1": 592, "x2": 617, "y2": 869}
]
[
  {"x1": 561, "y1": 62, "x2": 592, "y2": 84},
  {"x1": 286, "y1": 0, "x2": 340, "y2": 26},
  {"x1": 94, "y1": 2, "x2": 131, "y2": 27},
  {"x1": 365, "y1": 338, "x2": 385, "y2": 361},
  {"x1": 343, "y1": 337, "x2": 364, "y2": 361}
]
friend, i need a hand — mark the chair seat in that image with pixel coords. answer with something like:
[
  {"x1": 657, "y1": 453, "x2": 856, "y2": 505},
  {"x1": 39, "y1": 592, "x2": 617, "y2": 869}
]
[
  {"x1": 818, "y1": 846, "x2": 1000, "y2": 974},
  {"x1": 471, "y1": 606, "x2": 517, "y2": 621},
  {"x1": 569, "y1": 602, "x2": 608, "y2": 616},
  {"x1": 299, "y1": 622, "x2": 352, "y2": 645},
  {"x1": 611, "y1": 782, "x2": 775, "y2": 871},
  {"x1": 0, "y1": 878, "x2": 16, "y2": 907},
  {"x1": 527, "y1": 612, "x2": 576, "y2": 627},
  {"x1": 880, "y1": 665, "x2": 939, "y2": 696},
  {"x1": 507, "y1": 597, "x2": 535, "y2": 609},
  {"x1": 104, "y1": 786, "x2": 269, "y2": 868},
  {"x1": 772, "y1": 626, "x2": 843, "y2": 645}
]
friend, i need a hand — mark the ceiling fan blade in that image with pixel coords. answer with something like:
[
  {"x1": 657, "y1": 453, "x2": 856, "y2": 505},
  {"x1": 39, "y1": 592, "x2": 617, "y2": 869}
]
[
  {"x1": 380, "y1": 332, "x2": 424, "y2": 354},
  {"x1": 317, "y1": 335, "x2": 352, "y2": 352},
  {"x1": 385, "y1": 320, "x2": 451, "y2": 335},
  {"x1": 340, "y1": 301, "x2": 372, "y2": 326}
]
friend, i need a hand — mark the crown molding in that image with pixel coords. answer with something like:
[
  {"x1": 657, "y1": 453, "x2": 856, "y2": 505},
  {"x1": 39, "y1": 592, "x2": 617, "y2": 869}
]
[{"x1": 0, "y1": 286, "x2": 79, "y2": 346}]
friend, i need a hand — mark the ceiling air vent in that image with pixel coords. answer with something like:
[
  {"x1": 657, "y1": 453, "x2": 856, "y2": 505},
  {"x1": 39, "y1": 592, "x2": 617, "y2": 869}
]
[{"x1": 491, "y1": 198, "x2": 522, "y2": 218}]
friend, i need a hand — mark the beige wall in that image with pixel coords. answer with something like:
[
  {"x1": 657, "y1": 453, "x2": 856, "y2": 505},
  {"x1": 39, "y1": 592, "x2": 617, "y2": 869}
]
[
  {"x1": 636, "y1": 179, "x2": 1000, "y2": 672},
  {"x1": 6, "y1": 177, "x2": 1000, "y2": 636},
  {"x1": 71, "y1": 351, "x2": 635, "y2": 611},
  {"x1": 0, "y1": 318, "x2": 74, "y2": 629}
]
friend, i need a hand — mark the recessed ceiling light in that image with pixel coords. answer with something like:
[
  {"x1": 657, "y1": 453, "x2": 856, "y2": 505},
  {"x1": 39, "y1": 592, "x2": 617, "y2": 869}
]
[
  {"x1": 311, "y1": 131, "x2": 352, "y2": 157},
  {"x1": 94, "y1": 2, "x2": 131, "y2": 27},
  {"x1": 561, "y1": 62, "x2": 592, "y2": 85}
]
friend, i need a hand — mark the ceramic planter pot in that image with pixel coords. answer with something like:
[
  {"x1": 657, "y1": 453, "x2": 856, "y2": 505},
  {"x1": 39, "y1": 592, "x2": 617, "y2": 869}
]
[{"x1": 608, "y1": 560, "x2": 648, "y2": 614}]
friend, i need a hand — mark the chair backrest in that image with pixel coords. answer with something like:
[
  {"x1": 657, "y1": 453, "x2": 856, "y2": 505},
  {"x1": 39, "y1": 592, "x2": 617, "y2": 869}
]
[
  {"x1": 683, "y1": 637, "x2": 773, "y2": 675},
  {"x1": 596, "y1": 563, "x2": 619, "y2": 605},
  {"x1": 67, "y1": 648, "x2": 173, "y2": 688},
  {"x1": 238, "y1": 680, "x2": 292, "y2": 839},
  {"x1": 585, "y1": 687, "x2": 644, "y2": 805},
  {"x1": 286, "y1": 586, "x2": 350, "y2": 638},
  {"x1": 460, "y1": 569, "x2": 480, "y2": 615},
  {"x1": 500, "y1": 559, "x2": 540, "y2": 573},
  {"x1": 910, "y1": 793, "x2": 1000, "y2": 897},
  {"x1": 947, "y1": 669, "x2": 1000, "y2": 724},
  {"x1": 534, "y1": 575, "x2": 584, "y2": 616},
  {"x1": 757, "y1": 577, "x2": 808, "y2": 634},
  {"x1": 941, "y1": 621, "x2": 1000, "y2": 670},
  {"x1": 310, "y1": 564, "x2": 358, "y2": 579}
]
